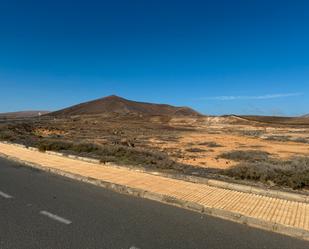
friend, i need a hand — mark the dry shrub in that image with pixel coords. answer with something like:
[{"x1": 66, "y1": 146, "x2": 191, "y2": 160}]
[
  {"x1": 198, "y1": 141, "x2": 222, "y2": 147},
  {"x1": 38, "y1": 140, "x2": 73, "y2": 152},
  {"x1": 35, "y1": 139, "x2": 183, "y2": 170},
  {"x1": 265, "y1": 135, "x2": 291, "y2": 142},
  {"x1": 224, "y1": 157, "x2": 309, "y2": 189},
  {"x1": 0, "y1": 130, "x2": 15, "y2": 140},
  {"x1": 239, "y1": 130, "x2": 264, "y2": 137},
  {"x1": 219, "y1": 150, "x2": 270, "y2": 162},
  {"x1": 293, "y1": 137, "x2": 309, "y2": 144},
  {"x1": 185, "y1": 148, "x2": 206, "y2": 153}
]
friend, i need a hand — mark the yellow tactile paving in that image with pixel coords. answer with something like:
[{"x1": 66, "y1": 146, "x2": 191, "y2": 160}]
[
  {"x1": 252, "y1": 197, "x2": 269, "y2": 219},
  {"x1": 228, "y1": 192, "x2": 252, "y2": 213},
  {"x1": 237, "y1": 193, "x2": 258, "y2": 214},
  {"x1": 271, "y1": 199, "x2": 285, "y2": 223},
  {"x1": 1, "y1": 142, "x2": 309, "y2": 234}
]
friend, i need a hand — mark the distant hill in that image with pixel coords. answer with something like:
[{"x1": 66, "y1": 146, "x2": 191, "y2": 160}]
[
  {"x1": 0, "y1": 111, "x2": 50, "y2": 119},
  {"x1": 238, "y1": 115, "x2": 309, "y2": 126},
  {"x1": 48, "y1": 95, "x2": 201, "y2": 117},
  {"x1": 302, "y1": 114, "x2": 309, "y2": 118}
]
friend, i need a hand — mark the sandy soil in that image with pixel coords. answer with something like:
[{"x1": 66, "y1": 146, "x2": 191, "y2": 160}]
[
  {"x1": 149, "y1": 117, "x2": 309, "y2": 169},
  {"x1": 2, "y1": 115, "x2": 309, "y2": 170}
]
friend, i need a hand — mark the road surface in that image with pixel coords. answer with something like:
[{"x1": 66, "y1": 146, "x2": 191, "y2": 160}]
[{"x1": 0, "y1": 157, "x2": 308, "y2": 249}]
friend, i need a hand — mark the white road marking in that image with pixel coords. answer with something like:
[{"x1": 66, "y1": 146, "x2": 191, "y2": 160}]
[
  {"x1": 129, "y1": 247, "x2": 140, "y2": 249},
  {"x1": 39, "y1": 211, "x2": 72, "y2": 225},
  {"x1": 0, "y1": 190, "x2": 13, "y2": 199}
]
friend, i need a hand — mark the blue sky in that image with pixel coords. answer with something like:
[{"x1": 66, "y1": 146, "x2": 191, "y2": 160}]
[{"x1": 0, "y1": 0, "x2": 308, "y2": 115}]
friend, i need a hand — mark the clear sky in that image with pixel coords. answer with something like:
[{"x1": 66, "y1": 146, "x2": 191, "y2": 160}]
[{"x1": 0, "y1": 0, "x2": 308, "y2": 116}]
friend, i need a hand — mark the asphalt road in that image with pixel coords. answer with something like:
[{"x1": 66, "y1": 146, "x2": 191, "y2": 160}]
[{"x1": 0, "y1": 157, "x2": 308, "y2": 249}]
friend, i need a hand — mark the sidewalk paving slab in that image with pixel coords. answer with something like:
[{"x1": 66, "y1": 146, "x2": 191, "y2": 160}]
[{"x1": 0, "y1": 142, "x2": 309, "y2": 241}]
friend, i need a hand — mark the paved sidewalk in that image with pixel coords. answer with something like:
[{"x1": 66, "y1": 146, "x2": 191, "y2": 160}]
[{"x1": 0, "y1": 142, "x2": 309, "y2": 240}]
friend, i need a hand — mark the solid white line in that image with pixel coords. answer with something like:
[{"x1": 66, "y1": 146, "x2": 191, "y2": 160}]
[
  {"x1": 39, "y1": 210, "x2": 72, "y2": 225},
  {"x1": 0, "y1": 190, "x2": 13, "y2": 199}
]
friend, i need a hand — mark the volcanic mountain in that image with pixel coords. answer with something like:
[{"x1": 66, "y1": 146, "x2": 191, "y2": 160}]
[{"x1": 49, "y1": 95, "x2": 201, "y2": 117}]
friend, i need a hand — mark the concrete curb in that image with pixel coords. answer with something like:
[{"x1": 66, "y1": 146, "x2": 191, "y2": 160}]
[
  {"x1": 0, "y1": 152, "x2": 309, "y2": 241},
  {"x1": 1, "y1": 141, "x2": 309, "y2": 204}
]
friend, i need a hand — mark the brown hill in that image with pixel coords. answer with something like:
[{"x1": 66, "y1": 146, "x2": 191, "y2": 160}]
[
  {"x1": 238, "y1": 115, "x2": 309, "y2": 126},
  {"x1": 0, "y1": 111, "x2": 50, "y2": 119},
  {"x1": 49, "y1": 95, "x2": 201, "y2": 117}
]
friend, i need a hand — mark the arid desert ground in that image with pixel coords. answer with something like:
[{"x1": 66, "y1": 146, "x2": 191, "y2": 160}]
[{"x1": 1, "y1": 107, "x2": 309, "y2": 191}]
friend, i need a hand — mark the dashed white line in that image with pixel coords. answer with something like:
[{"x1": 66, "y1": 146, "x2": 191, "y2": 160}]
[
  {"x1": 0, "y1": 190, "x2": 13, "y2": 199},
  {"x1": 39, "y1": 210, "x2": 72, "y2": 225}
]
